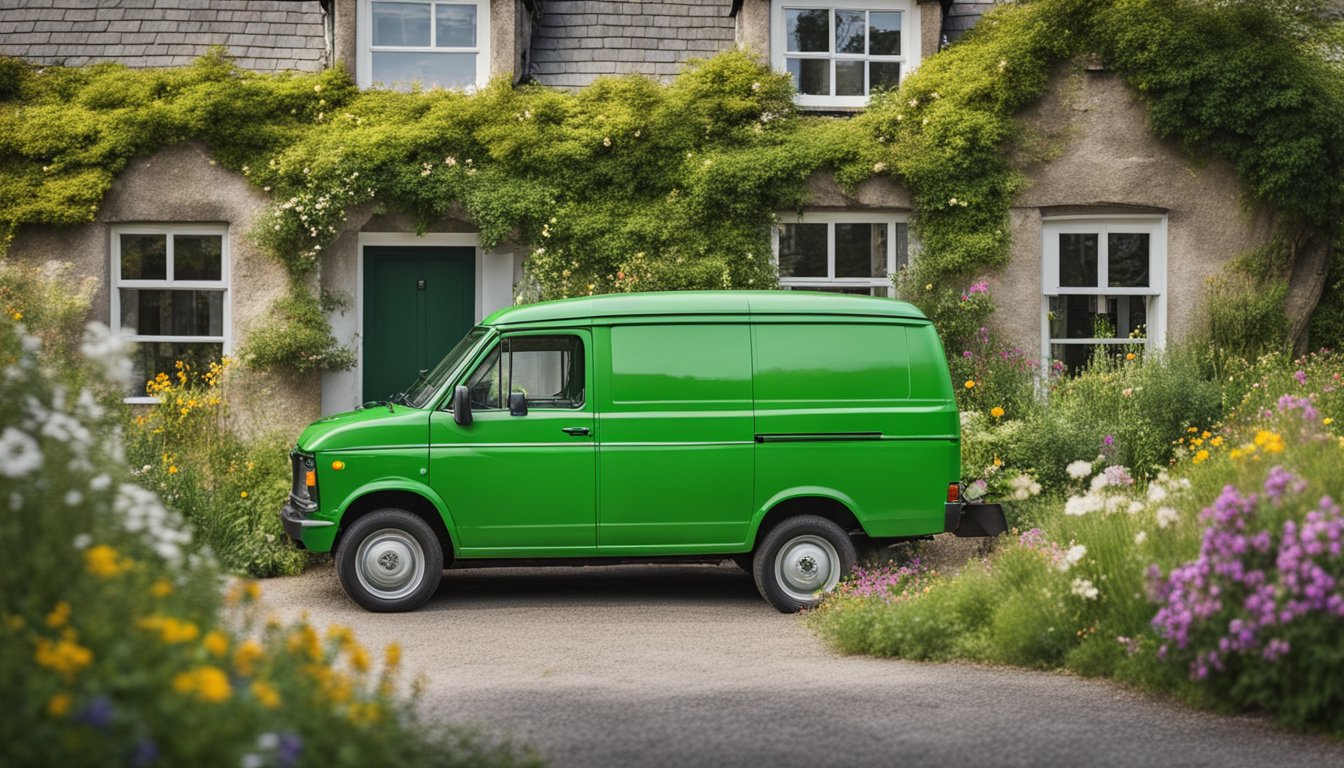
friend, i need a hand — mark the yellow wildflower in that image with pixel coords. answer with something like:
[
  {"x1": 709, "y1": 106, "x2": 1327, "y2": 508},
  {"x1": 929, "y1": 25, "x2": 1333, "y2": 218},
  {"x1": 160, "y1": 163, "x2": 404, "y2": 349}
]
[
  {"x1": 204, "y1": 630, "x2": 229, "y2": 658},
  {"x1": 964, "y1": 380, "x2": 976, "y2": 389},
  {"x1": 34, "y1": 636, "x2": 93, "y2": 680},
  {"x1": 173, "y1": 666, "x2": 231, "y2": 703},
  {"x1": 45, "y1": 601, "x2": 70, "y2": 629},
  {"x1": 46, "y1": 693, "x2": 71, "y2": 718},
  {"x1": 234, "y1": 639, "x2": 265, "y2": 677},
  {"x1": 1326, "y1": 417, "x2": 1335, "y2": 426},
  {"x1": 137, "y1": 615, "x2": 199, "y2": 644},
  {"x1": 12, "y1": 311, "x2": 23, "y2": 321},
  {"x1": 1126, "y1": 352, "x2": 1136, "y2": 361},
  {"x1": 151, "y1": 579, "x2": 174, "y2": 598},
  {"x1": 167, "y1": 465, "x2": 178, "y2": 474},
  {"x1": 349, "y1": 643, "x2": 371, "y2": 674},
  {"x1": 84, "y1": 545, "x2": 132, "y2": 578},
  {"x1": 250, "y1": 680, "x2": 280, "y2": 709},
  {"x1": 240, "y1": 491, "x2": 248, "y2": 499},
  {"x1": 1210, "y1": 436, "x2": 1224, "y2": 447},
  {"x1": 992, "y1": 456, "x2": 1003, "y2": 467},
  {"x1": 384, "y1": 642, "x2": 402, "y2": 670},
  {"x1": 990, "y1": 406, "x2": 1005, "y2": 419},
  {"x1": 1201, "y1": 431, "x2": 1211, "y2": 439},
  {"x1": 1254, "y1": 430, "x2": 1285, "y2": 453},
  {"x1": 1192, "y1": 450, "x2": 1210, "y2": 464}
]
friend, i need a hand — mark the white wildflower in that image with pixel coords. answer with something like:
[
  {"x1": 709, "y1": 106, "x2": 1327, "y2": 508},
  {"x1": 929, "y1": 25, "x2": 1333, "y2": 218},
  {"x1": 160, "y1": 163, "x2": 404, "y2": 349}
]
[
  {"x1": 72, "y1": 533, "x2": 92, "y2": 550},
  {"x1": 80, "y1": 322, "x2": 134, "y2": 388},
  {"x1": 1156, "y1": 506, "x2": 1179, "y2": 529},
  {"x1": 1009, "y1": 473, "x2": 1041, "y2": 500},
  {"x1": 0, "y1": 427, "x2": 43, "y2": 478},
  {"x1": 1147, "y1": 483, "x2": 1168, "y2": 503},
  {"x1": 89, "y1": 473, "x2": 112, "y2": 491},
  {"x1": 1064, "y1": 493, "x2": 1103, "y2": 516},
  {"x1": 64, "y1": 490, "x2": 83, "y2": 507},
  {"x1": 1070, "y1": 578, "x2": 1099, "y2": 600},
  {"x1": 1134, "y1": 530, "x2": 1147, "y2": 545},
  {"x1": 1066, "y1": 459, "x2": 1093, "y2": 480},
  {"x1": 1061, "y1": 544, "x2": 1087, "y2": 571}
]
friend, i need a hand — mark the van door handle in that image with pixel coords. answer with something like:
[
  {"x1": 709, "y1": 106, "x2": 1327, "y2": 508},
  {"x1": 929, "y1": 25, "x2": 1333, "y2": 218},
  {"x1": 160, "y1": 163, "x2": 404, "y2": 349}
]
[{"x1": 561, "y1": 427, "x2": 591, "y2": 436}]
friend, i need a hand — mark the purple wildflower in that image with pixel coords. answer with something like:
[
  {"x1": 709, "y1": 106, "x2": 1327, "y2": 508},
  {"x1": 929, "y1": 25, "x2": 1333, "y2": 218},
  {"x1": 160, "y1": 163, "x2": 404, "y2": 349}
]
[
  {"x1": 1293, "y1": 370, "x2": 1307, "y2": 385},
  {"x1": 79, "y1": 696, "x2": 113, "y2": 729}
]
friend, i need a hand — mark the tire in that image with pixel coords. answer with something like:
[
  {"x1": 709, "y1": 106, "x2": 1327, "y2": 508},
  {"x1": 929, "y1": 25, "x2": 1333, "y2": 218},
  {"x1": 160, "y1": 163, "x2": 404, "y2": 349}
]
[
  {"x1": 753, "y1": 515, "x2": 857, "y2": 613},
  {"x1": 335, "y1": 508, "x2": 444, "y2": 612}
]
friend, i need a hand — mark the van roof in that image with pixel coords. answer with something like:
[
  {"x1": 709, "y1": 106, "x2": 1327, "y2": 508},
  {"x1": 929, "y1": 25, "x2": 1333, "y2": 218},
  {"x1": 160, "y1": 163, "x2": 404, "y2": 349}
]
[{"x1": 482, "y1": 291, "x2": 929, "y2": 326}]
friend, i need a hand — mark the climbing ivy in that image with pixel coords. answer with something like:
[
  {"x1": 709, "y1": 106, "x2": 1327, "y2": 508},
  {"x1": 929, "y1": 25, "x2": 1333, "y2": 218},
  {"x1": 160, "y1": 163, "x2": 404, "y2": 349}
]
[{"x1": 0, "y1": 0, "x2": 1340, "y2": 372}]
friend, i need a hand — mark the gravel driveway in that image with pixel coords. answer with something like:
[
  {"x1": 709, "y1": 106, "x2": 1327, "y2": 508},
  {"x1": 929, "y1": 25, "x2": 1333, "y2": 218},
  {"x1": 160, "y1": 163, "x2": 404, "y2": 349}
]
[{"x1": 261, "y1": 562, "x2": 1343, "y2": 768}]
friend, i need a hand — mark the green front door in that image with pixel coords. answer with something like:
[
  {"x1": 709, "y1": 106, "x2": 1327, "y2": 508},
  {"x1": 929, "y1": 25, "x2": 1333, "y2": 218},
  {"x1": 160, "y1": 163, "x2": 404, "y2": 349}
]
[{"x1": 362, "y1": 246, "x2": 474, "y2": 402}]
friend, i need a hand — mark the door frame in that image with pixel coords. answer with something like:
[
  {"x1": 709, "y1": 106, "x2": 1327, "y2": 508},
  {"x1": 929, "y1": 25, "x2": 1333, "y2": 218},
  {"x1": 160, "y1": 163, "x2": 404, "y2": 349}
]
[{"x1": 356, "y1": 232, "x2": 482, "y2": 405}]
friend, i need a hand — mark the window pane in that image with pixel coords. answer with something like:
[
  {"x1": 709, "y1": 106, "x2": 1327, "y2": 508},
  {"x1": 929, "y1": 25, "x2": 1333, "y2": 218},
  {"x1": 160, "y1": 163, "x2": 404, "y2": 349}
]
[
  {"x1": 786, "y1": 9, "x2": 829, "y2": 52},
  {"x1": 120, "y1": 234, "x2": 167, "y2": 280},
  {"x1": 778, "y1": 223, "x2": 828, "y2": 278},
  {"x1": 173, "y1": 235, "x2": 223, "y2": 281},
  {"x1": 131, "y1": 341, "x2": 224, "y2": 396},
  {"x1": 1059, "y1": 233, "x2": 1099, "y2": 287},
  {"x1": 506, "y1": 336, "x2": 585, "y2": 408},
  {"x1": 835, "y1": 60, "x2": 864, "y2": 96},
  {"x1": 869, "y1": 11, "x2": 902, "y2": 55},
  {"x1": 1049, "y1": 294, "x2": 1104, "y2": 340},
  {"x1": 1051, "y1": 343, "x2": 1133, "y2": 376},
  {"x1": 835, "y1": 222, "x2": 886, "y2": 278},
  {"x1": 835, "y1": 10, "x2": 865, "y2": 53},
  {"x1": 435, "y1": 4, "x2": 476, "y2": 48},
  {"x1": 372, "y1": 51, "x2": 475, "y2": 88},
  {"x1": 466, "y1": 345, "x2": 502, "y2": 409},
  {"x1": 870, "y1": 61, "x2": 901, "y2": 92},
  {"x1": 893, "y1": 223, "x2": 909, "y2": 272},
  {"x1": 786, "y1": 57, "x2": 829, "y2": 96},
  {"x1": 372, "y1": 1, "x2": 431, "y2": 47},
  {"x1": 1115, "y1": 295, "x2": 1149, "y2": 338},
  {"x1": 1108, "y1": 232, "x2": 1150, "y2": 288},
  {"x1": 120, "y1": 289, "x2": 224, "y2": 337}
]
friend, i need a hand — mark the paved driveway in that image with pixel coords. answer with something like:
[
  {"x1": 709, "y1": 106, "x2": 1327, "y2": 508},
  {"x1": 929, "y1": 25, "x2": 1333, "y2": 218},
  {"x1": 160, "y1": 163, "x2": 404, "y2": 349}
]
[{"x1": 261, "y1": 563, "x2": 1344, "y2": 768}]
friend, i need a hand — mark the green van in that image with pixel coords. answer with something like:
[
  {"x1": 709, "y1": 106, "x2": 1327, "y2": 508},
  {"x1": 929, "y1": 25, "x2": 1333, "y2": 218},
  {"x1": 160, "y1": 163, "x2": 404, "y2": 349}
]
[{"x1": 280, "y1": 291, "x2": 1004, "y2": 612}]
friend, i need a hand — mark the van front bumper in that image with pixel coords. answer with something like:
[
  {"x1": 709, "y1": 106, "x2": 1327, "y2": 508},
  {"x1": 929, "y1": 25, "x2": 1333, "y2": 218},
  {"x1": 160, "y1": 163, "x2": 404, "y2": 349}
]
[
  {"x1": 280, "y1": 500, "x2": 336, "y2": 551},
  {"x1": 944, "y1": 502, "x2": 1008, "y2": 538}
]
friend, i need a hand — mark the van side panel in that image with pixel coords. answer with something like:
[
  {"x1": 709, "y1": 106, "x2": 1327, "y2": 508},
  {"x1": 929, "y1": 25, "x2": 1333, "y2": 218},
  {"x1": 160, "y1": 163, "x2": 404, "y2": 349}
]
[
  {"x1": 751, "y1": 318, "x2": 958, "y2": 539},
  {"x1": 594, "y1": 322, "x2": 756, "y2": 550}
]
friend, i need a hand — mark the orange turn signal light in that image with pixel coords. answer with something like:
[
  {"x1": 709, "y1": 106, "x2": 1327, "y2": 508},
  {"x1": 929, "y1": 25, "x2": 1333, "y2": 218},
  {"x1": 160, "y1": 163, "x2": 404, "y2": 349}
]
[
  {"x1": 331, "y1": 460, "x2": 345, "y2": 471},
  {"x1": 947, "y1": 483, "x2": 960, "y2": 504},
  {"x1": 305, "y1": 470, "x2": 316, "y2": 487}
]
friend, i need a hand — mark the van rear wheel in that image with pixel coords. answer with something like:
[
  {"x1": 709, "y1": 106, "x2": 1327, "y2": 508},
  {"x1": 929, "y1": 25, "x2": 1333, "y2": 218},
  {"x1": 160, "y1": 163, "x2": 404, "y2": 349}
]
[
  {"x1": 753, "y1": 515, "x2": 856, "y2": 613},
  {"x1": 336, "y1": 509, "x2": 443, "y2": 612}
]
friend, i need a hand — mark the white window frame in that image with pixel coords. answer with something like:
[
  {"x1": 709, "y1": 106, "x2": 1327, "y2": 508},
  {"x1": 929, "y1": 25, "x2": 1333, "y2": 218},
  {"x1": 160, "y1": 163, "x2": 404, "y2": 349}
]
[
  {"x1": 771, "y1": 0, "x2": 921, "y2": 110},
  {"x1": 1040, "y1": 215, "x2": 1167, "y2": 368},
  {"x1": 772, "y1": 211, "x2": 910, "y2": 296},
  {"x1": 356, "y1": 0, "x2": 491, "y2": 90},
  {"x1": 111, "y1": 224, "x2": 230, "y2": 403}
]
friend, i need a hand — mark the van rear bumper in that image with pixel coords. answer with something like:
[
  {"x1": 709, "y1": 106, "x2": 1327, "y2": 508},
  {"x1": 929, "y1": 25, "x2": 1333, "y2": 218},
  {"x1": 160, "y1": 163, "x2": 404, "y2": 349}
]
[{"x1": 944, "y1": 502, "x2": 1008, "y2": 538}]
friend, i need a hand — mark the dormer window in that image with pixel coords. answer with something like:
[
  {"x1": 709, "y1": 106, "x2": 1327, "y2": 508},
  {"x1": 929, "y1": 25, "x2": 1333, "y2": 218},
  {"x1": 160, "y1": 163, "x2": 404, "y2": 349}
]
[
  {"x1": 771, "y1": 1, "x2": 920, "y2": 109},
  {"x1": 357, "y1": 0, "x2": 490, "y2": 90}
]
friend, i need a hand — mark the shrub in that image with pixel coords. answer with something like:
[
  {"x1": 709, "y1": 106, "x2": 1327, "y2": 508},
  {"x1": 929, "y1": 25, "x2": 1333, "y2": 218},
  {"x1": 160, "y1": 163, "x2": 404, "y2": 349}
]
[
  {"x1": 124, "y1": 357, "x2": 306, "y2": 578},
  {"x1": 0, "y1": 316, "x2": 536, "y2": 766},
  {"x1": 812, "y1": 367, "x2": 1344, "y2": 735}
]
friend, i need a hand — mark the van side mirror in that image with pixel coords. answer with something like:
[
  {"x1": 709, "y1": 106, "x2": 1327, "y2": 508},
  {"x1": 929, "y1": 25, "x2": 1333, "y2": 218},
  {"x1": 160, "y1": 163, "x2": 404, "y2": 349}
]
[
  {"x1": 452, "y1": 385, "x2": 472, "y2": 426},
  {"x1": 508, "y1": 391, "x2": 528, "y2": 417}
]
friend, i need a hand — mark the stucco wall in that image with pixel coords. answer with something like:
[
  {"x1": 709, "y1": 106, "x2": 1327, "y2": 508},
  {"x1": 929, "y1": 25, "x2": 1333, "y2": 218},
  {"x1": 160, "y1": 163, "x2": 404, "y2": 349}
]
[
  {"x1": 997, "y1": 67, "x2": 1276, "y2": 350},
  {"x1": 4, "y1": 142, "x2": 318, "y2": 438}
]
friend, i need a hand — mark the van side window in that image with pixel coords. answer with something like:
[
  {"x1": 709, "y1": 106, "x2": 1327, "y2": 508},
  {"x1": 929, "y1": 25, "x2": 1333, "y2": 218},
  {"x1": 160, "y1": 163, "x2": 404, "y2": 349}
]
[{"x1": 465, "y1": 335, "x2": 585, "y2": 410}]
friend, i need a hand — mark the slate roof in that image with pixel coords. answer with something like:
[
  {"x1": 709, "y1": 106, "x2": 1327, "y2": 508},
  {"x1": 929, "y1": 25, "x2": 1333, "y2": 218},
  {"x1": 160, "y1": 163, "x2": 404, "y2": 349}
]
[
  {"x1": 0, "y1": 0, "x2": 328, "y2": 71},
  {"x1": 530, "y1": 0, "x2": 736, "y2": 87},
  {"x1": 943, "y1": 1, "x2": 994, "y2": 44}
]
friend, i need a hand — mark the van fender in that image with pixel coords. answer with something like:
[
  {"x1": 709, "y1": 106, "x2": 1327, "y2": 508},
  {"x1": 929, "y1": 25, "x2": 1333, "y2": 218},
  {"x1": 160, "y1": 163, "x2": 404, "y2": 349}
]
[
  {"x1": 335, "y1": 479, "x2": 460, "y2": 552},
  {"x1": 747, "y1": 486, "x2": 866, "y2": 546}
]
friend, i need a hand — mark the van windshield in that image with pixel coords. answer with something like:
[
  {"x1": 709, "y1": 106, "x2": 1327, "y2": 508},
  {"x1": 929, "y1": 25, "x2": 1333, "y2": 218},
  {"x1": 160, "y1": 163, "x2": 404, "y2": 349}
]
[{"x1": 404, "y1": 327, "x2": 490, "y2": 409}]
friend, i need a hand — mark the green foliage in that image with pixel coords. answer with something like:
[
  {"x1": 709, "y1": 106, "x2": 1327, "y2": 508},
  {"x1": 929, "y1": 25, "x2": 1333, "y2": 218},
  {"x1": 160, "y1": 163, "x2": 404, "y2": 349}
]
[
  {"x1": 122, "y1": 358, "x2": 305, "y2": 578},
  {"x1": 3, "y1": 1, "x2": 1343, "y2": 370},
  {"x1": 240, "y1": 288, "x2": 355, "y2": 373},
  {"x1": 0, "y1": 316, "x2": 536, "y2": 767},
  {"x1": 0, "y1": 259, "x2": 97, "y2": 363},
  {"x1": 1307, "y1": 241, "x2": 1344, "y2": 351},
  {"x1": 812, "y1": 355, "x2": 1344, "y2": 735}
]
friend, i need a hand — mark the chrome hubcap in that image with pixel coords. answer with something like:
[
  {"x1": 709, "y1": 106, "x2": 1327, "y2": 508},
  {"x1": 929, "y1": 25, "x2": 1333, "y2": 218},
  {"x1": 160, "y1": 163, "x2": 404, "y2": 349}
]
[
  {"x1": 774, "y1": 534, "x2": 840, "y2": 604},
  {"x1": 355, "y1": 529, "x2": 425, "y2": 601}
]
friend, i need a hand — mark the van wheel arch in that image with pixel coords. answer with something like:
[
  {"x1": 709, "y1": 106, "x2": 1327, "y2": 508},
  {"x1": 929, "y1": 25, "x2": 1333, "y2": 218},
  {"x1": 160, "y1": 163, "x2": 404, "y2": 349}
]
[
  {"x1": 335, "y1": 490, "x2": 454, "y2": 565},
  {"x1": 752, "y1": 496, "x2": 864, "y2": 551}
]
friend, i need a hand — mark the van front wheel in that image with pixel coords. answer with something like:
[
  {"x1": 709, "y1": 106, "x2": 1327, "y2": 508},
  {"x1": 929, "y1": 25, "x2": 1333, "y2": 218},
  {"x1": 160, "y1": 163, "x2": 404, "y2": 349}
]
[
  {"x1": 753, "y1": 515, "x2": 856, "y2": 613},
  {"x1": 336, "y1": 509, "x2": 444, "y2": 612}
]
